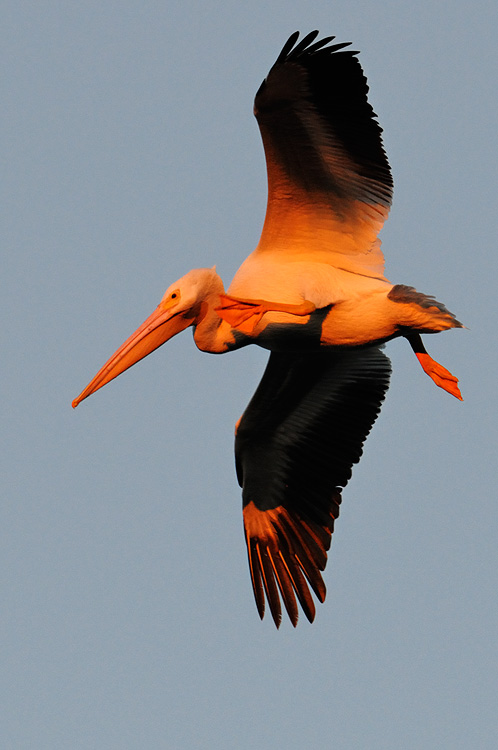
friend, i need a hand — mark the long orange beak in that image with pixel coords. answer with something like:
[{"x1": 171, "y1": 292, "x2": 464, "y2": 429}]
[{"x1": 72, "y1": 302, "x2": 194, "y2": 408}]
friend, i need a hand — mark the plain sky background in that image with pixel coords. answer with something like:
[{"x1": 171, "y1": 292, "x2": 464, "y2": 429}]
[{"x1": 3, "y1": 1, "x2": 497, "y2": 748}]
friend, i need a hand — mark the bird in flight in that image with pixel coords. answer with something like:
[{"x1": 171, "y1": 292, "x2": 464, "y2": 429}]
[{"x1": 73, "y1": 31, "x2": 462, "y2": 627}]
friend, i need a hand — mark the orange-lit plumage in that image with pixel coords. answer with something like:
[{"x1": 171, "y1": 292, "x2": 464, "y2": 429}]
[{"x1": 73, "y1": 32, "x2": 462, "y2": 626}]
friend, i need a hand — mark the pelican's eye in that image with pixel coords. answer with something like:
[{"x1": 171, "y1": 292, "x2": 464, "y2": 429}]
[{"x1": 161, "y1": 289, "x2": 181, "y2": 311}]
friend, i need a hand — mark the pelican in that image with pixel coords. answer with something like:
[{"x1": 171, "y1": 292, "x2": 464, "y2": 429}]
[{"x1": 73, "y1": 31, "x2": 462, "y2": 627}]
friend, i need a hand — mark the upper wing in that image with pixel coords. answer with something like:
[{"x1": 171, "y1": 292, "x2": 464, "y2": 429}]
[
  {"x1": 236, "y1": 346, "x2": 391, "y2": 626},
  {"x1": 254, "y1": 31, "x2": 393, "y2": 276}
]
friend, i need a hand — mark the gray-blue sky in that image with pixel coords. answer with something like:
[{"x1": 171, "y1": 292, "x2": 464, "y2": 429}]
[{"x1": 2, "y1": 1, "x2": 497, "y2": 748}]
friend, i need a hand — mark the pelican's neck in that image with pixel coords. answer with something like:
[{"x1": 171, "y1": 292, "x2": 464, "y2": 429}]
[{"x1": 191, "y1": 274, "x2": 240, "y2": 354}]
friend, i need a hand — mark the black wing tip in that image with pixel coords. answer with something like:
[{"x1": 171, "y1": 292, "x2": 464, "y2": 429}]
[
  {"x1": 276, "y1": 31, "x2": 301, "y2": 63},
  {"x1": 277, "y1": 30, "x2": 353, "y2": 64},
  {"x1": 243, "y1": 503, "x2": 333, "y2": 627}
]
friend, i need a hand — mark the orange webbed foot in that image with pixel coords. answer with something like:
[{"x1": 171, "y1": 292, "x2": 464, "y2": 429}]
[
  {"x1": 215, "y1": 294, "x2": 315, "y2": 335},
  {"x1": 214, "y1": 296, "x2": 265, "y2": 333},
  {"x1": 408, "y1": 334, "x2": 463, "y2": 400},
  {"x1": 415, "y1": 352, "x2": 463, "y2": 400}
]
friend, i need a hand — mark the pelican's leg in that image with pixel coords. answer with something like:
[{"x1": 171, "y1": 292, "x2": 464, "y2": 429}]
[
  {"x1": 408, "y1": 334, "x2": 462, "y2": 400},
  {"x1": 215, "y1": 294, "x2": 315, "y2": 334}
]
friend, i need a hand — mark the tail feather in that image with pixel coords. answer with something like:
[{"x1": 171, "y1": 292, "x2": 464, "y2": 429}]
[{"x1": 388, "y1": 284, "x2": 462, "y2": 332}]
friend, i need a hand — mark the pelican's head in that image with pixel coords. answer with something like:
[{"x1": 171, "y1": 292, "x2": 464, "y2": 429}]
[{"x1": 72, "y1": 267, "x2": 223, "y2": 408}]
